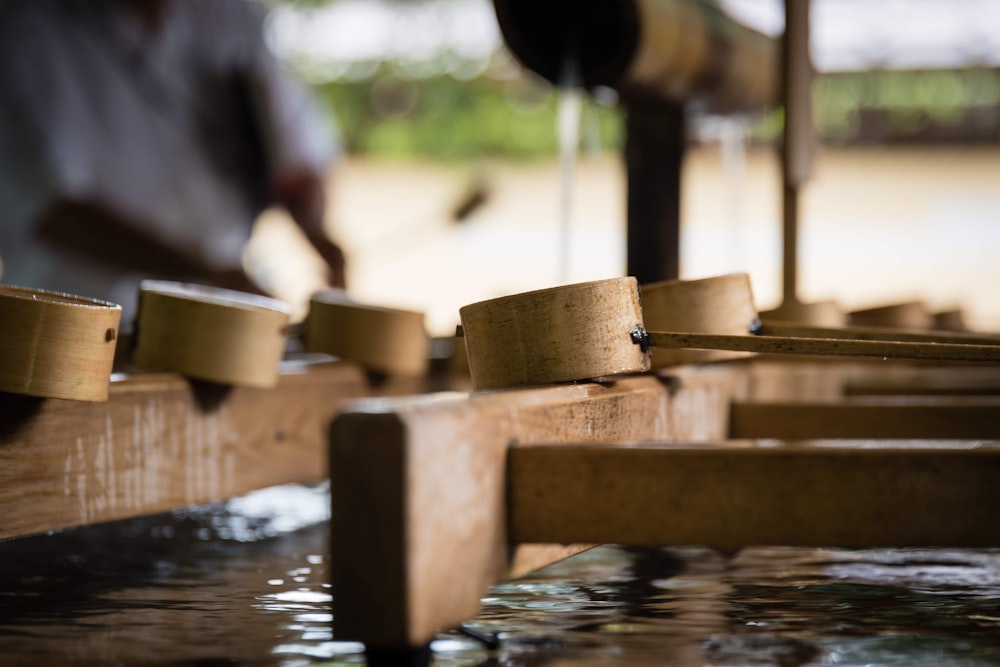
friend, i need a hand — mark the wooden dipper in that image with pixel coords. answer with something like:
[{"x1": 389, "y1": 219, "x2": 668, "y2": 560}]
[
  {"x1": 641, "y1": 273, "x2": 758, "y2": 367},
  {"x1": 643, "y1": 275, "x2": 1000, "y2": 355},
  {"x1": 132, "y1": 281, "x2": 290, "y2": 389},
  {"x1": 460, "y1": 276, "x2": 1000, "y2": 390},
  {"x1": 459, "y1": 277, "x2": 649, "y2": 390},
  {"x1": 0, "y1": 285, "x2": 121, "y2": 401},
  {"x1": 304, "y1": 289, "x2": 429, "y2": 377}
]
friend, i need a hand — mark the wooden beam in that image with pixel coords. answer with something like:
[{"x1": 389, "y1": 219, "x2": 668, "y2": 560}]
[
  {"x1": 0, "y1": 360, "x2": 367, "y2": 540},
  {"x1": 509, "y1": 441, "x2": 1000, "y2": 549},
  {"x1": 328, "y1": 360, "x2": 1000, "y2": 651},
  {"x1": 729, "y1": 398, "x2": 1000, "y2": 439},
  {"x1": 843, "y1": 365, "x2": 1000, "y2": 396},
  {"x1": 329, "y1": 372, "x2": 737, "y2": 650}
]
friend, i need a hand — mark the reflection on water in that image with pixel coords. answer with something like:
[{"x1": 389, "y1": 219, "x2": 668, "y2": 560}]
[{"x1": 2, "y1": 485, "x2": 1000, "y2": 666}]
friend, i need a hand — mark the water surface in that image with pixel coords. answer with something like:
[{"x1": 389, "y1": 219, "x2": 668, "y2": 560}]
[{"x1": 2, "y1": 484, "x2": 999, "y2": 666}]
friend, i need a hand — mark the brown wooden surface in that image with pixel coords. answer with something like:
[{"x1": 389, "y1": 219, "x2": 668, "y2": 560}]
[
  {"x1": 641, "y1": 274, "x2": 758, "y2": 367},
  {"x1": 509, "y1": 441, "x2": 1000, "y2": 549},
  {"x1": 133, "y1": 281, "x2": 291, "y2": 389},
  {"x1": 329, "y1": 359, "x2": 1000, "y2": 651},
  {"x1": 459, "y1": 277, "x2": 648, "y2": 390},
  {"x1": 0, "y1": 360, "x2": 367, "y2": 541},
  {"x1": 729, "y1": 398, "x2": 1000, "y2": 439},
  {"x1": 305, "y1": 291, "x2": 429, "y2": 377},
  {"x1": 330, "y1": 371, "x2": 741, "y2": 650},
  {"x1": 843, "y1": 364, "x2": 1000, "y2": 396}
]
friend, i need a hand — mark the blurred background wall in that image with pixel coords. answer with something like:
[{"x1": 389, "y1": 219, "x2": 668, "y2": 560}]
[{"x1": 245, "y1": 0, "x2": 1000, "y2": 335}]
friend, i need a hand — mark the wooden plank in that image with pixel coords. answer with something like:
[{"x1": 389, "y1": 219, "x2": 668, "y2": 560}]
[
  {"x1": 509, "y1": 441, "x2": 1000, "y2": 549},
  {"x1": 328, "y1": 359, "x2": 1000, "y2": 651},
  {"x1": 758, "y1": 321, "x2": 1000, "y2": 347},
  {"x1": 330, "y1": 372, "x2": 739, "y2": 650},
  {"x1": 729, "y1": 398, "x2": 1000, "y2": 439},
  {"x1": 842, "y1": 365, "x2": 1000, "y2": 396},
  {"x1": 0, "y1": 360, "x2": 367, "y2": 540}
]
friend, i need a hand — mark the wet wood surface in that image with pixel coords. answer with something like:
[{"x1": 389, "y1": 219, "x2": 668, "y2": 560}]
[
  {"x1": 330, "y1": 372, "x2": 737, "y2": 650},
  {"x1": 0, "y1": 360, "x2": 367, "y2": 541},
  {"x1": 330, "y1": 359, "x2": 1000, "y2": 651}
]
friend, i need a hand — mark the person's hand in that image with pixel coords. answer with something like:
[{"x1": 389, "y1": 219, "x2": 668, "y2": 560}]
[
  {"x1": 310, "y1": 236, "x2": 346, "y2": 288},
  {"x1": 274, "y1": 168, "x2": 346, "y2": 288}
]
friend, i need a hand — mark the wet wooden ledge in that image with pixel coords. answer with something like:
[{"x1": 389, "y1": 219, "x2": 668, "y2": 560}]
[{"x1": 0, "y1": 359, "x2": 368, "y2": 541}]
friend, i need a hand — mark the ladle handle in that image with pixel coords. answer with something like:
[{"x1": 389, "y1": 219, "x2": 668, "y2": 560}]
[
  {"x1": 757, "y1": 322, "x2": 1000, "y2": 347},
  {"x1": 646, "y1": 331, "x2": 1000, "y2": 364}
]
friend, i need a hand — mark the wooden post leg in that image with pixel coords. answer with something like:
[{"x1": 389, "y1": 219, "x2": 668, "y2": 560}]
[
  {"x1": 625, "y1": 96, "x2": 685, "y2": 284},
  {"x1": 328, "y1": 376, "x2": 708, "y2": 651}
]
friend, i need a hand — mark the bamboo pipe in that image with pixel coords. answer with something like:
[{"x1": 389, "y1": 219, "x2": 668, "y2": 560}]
[{"x1": 493, "y1": 0, "x2": 776, "y2": 112}]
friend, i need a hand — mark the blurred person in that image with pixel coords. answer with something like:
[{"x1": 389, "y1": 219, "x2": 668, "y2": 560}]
[{"x1": 0, "y1": 0, "x2": 346, "y2": 322}]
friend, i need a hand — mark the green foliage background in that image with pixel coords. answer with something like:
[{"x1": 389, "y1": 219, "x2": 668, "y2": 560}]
[{"x1": 310, "y1": 68, "x2": 624, "y2": 161}]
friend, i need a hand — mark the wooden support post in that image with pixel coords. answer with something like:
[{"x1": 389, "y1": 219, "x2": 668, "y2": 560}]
[
  {"x1": 329, "y1": 373, "x2": 736, "y2": 650},
  {"x1": 509, "y1": 441, "x2": 1000, "y2": 549},
  {"x1": 0, "y1": 361, "x2": 367, "y2": 540},
  {"x1": 328, "y1": 359, "x2": 1000, "y2": 651},
  {"x1": 729, "y1": 399, "x2": 1000, "y2": 439},
  {"x1": 625, "y1": 96, "x2": 685, "y2": 284},
  {"x1": 778, "y1": 0, "x2": 813, "y2": 312}
]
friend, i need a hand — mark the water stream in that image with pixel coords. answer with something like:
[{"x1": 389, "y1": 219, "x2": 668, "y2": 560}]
[
  {"x1": 556, "y1": 57, "x2": 582, "y2": 285},
  {"x1": 3, "y1": 483, "x2": 1000, "y2": 666},
  {"x1": 720, "y1": 118, "x2": 750, "y2": 274}
]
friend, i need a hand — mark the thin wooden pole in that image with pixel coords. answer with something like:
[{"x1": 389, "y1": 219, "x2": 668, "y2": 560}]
[
  {"x1": 757, "y1": 321, "x2": 1000, "y2": 346},
  {"x1": 780, "y1": 0, "x2": 813, "y2": 310},
  {"x1": 645, "y1": 330, "x2": 1000, "y2": 364}
]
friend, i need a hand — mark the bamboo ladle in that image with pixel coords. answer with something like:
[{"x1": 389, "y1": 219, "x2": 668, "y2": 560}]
[
  {"x1": 642, "y1": 273, "x2": 1000, "y2": 369},
  {"x1": 458, "y1": 276, "x2": 1000, "y2": 390},
  {"x1": 303, "y1": 289, "x2": 429, "y2": 377},
  {"x1": 0, "y1": 285, "x2": 121, "y2": 401},
  {"x1": 132, "y1": 280, "x2": 291, "y2": 388}
]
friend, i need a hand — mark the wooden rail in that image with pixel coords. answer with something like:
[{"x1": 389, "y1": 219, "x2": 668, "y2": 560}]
[
  {"x1": 330, "y1": 371, "x2": 739, "y2": 650},
  {"x1": 730, "y1": 398, "x2": 1000, "y2": 439},
  {"x1": 0, "y1": 359, "x2": 367, "y2": 541},
  {"x1": 510, "y1": 441, "x2": 1000, "y2": 548}
]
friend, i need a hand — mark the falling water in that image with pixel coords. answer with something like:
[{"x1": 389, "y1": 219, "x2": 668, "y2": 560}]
[
  {"x1": 720, "y1": 118, "x2": 750, "y2": 272},
  {"x1": 556, "y1": 55, "x2": 582, "y2": 284}
]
